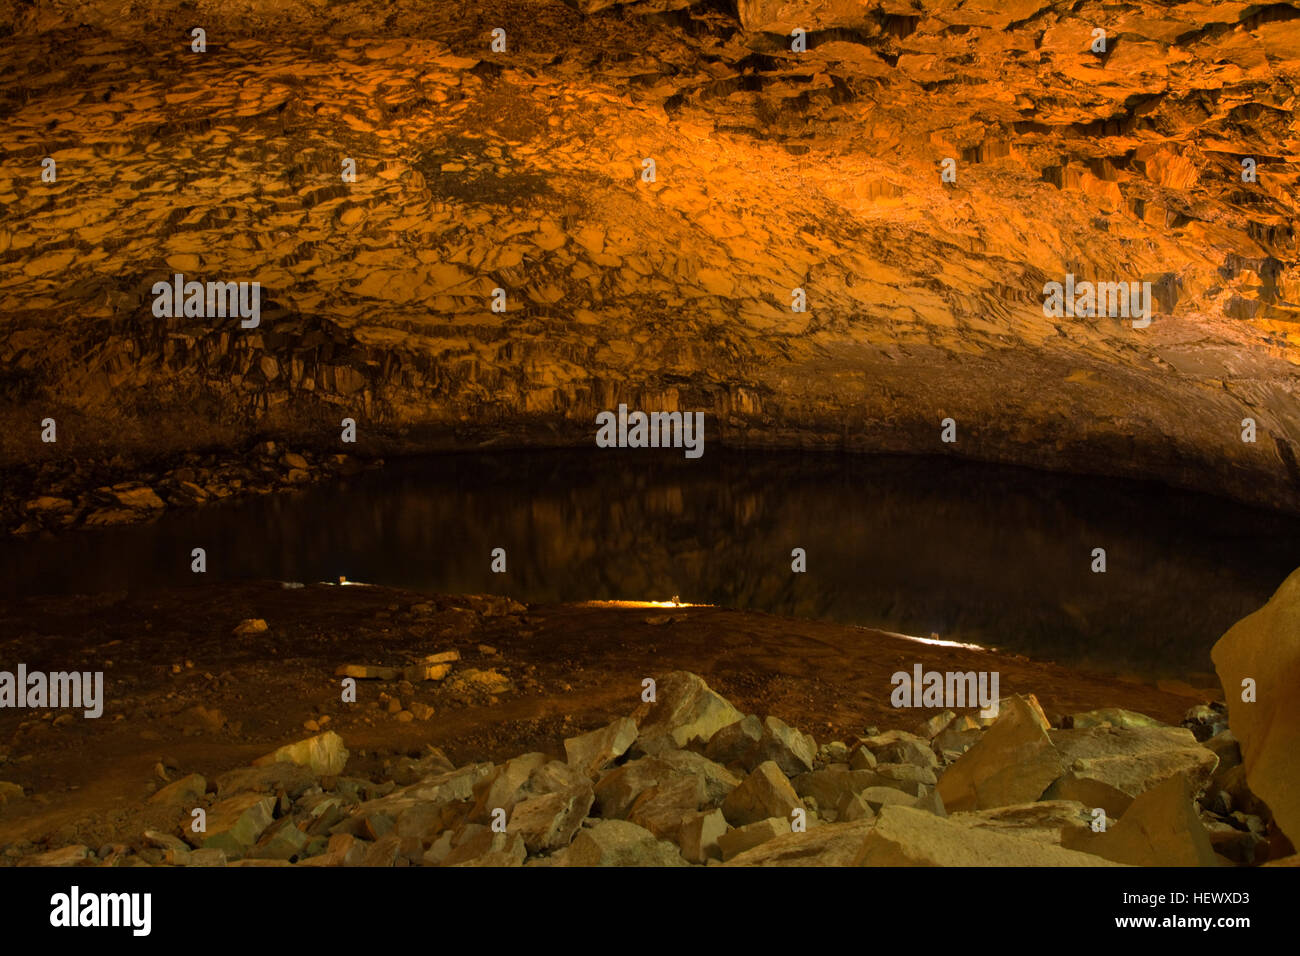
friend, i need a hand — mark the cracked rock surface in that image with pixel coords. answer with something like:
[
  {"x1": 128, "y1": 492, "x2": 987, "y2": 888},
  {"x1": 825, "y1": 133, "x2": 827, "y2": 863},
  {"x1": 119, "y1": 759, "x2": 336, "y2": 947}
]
[{"x1": 1, "y1": 0, "x2": 1298, "y2": 508}]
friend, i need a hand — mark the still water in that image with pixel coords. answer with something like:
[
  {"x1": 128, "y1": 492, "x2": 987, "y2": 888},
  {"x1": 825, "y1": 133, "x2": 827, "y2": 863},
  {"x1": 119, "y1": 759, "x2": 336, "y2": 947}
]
[{"x1": 2, "y1": 450, "x2": 1297, "y2": 679}]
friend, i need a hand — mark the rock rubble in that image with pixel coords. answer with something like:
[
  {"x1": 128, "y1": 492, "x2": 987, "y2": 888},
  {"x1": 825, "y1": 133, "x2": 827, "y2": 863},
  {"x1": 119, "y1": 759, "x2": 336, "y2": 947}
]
[{"x1": 6, "y1": 665, "x2": 1291, "y2": 867}]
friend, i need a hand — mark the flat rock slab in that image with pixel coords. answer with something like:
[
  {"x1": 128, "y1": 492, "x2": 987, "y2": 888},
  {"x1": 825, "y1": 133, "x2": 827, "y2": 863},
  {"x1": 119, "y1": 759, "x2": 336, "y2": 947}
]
[
  {"x1": 856, "y1": 806, "x2": 1127, "y2": 867},
  {"x1": 1049, "y1": 725, "x2": 1218, "y2": 797},
  {"x1": 723, "y1": 819, "x2": 877, "y2": 866}
]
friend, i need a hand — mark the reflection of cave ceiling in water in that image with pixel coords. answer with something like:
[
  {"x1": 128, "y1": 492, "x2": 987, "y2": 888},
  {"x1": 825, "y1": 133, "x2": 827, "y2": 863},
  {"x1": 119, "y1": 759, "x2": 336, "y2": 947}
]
[
  {"x1": 2, "y1": 0, "x2": 1299, "y2": 509},
  {"x1": 4, "y1": 451, "x2": 1297, "y2": 677}
]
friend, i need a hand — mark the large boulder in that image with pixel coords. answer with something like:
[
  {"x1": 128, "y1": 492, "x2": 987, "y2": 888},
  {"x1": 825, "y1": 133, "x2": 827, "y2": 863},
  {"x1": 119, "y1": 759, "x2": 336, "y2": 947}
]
[
  {"x1": 721, "y1": 761, "x2": 803, "y2": 827},
  {"x1": 626, "y1": 774, "x2": 708, "y2": 841},
  {"x1": 1049, "y1": 725, "x2": 1219, "y2": 798},
  {"x1": 1212, "y1": 567, "x2": 1300, "y2": 843},
  {"x1": 565, "y1": 820, "x2": 689, "y2": 867},
  {"x1": 936, "y1": 695, "x2": 1063, "y2": 811},
  {"x1": 1040, "y1": 772, "x2": 1134, "y2": 819},
  {"x1": 564, "y1": 717, "x2": 638, "y2": 778},
  {"x1": 706, "y1": 715, "x2": 816, "y2": 776},
  {"x1": 632, "y1": 671, "x2": 744, "y2": 750},
  {"x1": 594, "y1": 752, "x2": 737, "y2": 819},
  {"x1": 199, "y1": 793, "x2": 275, "y2": 858},
  {"x1": 508, "y1": 786, "x2": 595, "y2": 853},
  {"x1": 1061, "y1": 773, "x2": 1219, "y2": 866},
  {"x1": 855, "y1": 806, "x2": 1126, "y2": 867},
  {"x1": 252, "y1": 731, "x2": 349, "y2": 776}
]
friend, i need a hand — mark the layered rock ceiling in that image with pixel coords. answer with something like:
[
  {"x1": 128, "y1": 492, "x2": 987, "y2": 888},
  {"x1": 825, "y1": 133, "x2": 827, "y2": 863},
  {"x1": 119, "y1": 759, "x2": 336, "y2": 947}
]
[{"x1": 2, "y1": 0, "x2": 1299, "y2": 508}]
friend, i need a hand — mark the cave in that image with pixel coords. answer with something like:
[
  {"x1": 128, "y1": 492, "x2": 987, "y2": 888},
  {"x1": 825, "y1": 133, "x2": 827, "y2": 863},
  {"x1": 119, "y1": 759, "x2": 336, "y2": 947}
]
[{"x1": 1, "y1": 0, "x2": 1298, "y2": 925}]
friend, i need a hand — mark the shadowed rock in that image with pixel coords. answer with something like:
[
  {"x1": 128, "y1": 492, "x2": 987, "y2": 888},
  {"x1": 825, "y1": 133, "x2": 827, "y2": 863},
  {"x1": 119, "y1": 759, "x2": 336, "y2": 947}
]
[{"x1": 1212, "y1": 566, "x2": 1300, "y2": 844}]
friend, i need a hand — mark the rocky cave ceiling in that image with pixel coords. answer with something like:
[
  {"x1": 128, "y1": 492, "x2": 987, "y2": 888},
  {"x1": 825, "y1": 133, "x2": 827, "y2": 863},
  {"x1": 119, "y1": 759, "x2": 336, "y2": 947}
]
[{"x1": 1, "y1": 0, "x2": 1298, "y2": 509}]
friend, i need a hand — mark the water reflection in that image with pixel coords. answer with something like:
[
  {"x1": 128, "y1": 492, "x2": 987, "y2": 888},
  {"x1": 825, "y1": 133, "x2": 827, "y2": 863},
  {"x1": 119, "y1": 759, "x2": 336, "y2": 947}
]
[{"x1": 2, "y1": 450, "x2": 1296, "y2": 679}]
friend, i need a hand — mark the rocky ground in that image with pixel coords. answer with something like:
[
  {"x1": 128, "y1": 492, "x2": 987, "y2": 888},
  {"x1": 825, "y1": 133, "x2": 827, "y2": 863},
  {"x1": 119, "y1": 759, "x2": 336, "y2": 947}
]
[
  {"x1": 2, "y1": 0, "x2": 1299, "y2": 513},
  {"x1": 4, "y1": 440, "x2": 380, "y2": 535},
  {"x1": 0, "y1": 578, "x2": 1293, "y2": 866}
]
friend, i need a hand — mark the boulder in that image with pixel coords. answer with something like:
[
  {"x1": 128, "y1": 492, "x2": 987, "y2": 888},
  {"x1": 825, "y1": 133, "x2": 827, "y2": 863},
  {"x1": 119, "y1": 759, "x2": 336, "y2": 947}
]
[
  {"x1": 793, "y1": 768, "x2": 879, "y2": 808},
  {"x1": 404, "y1": 663, "x2": 453, "y2": 682},
  {"x1": 721, "y1": 761, "x2": 803, "y2": 827},
  {"x1": 594, "y1": 752, "x2": 737, "y2": 819},
  {"x1": 722, "y1": 819, "x2": 877, "y2": 866},
  {"x1": 251, "y1": 818, "x2": 312, "y2": 861},
  {"x1": 871, "y1": 763, "x2": 937, "y2": 794},
  {"x1": 200, "y1": 793, "x2": 275, "y2": 858},
  {"x1": 528, "y1": 759, "x2": 592, "y2": 796},
  {"x1": 633, "y1": 671, "x2": 744, "y2": 750},
  {"x1": 880, "y1": 738, "x2": 940, "y2": 770},
  {"x1": 855, "y1": 806, "x2": 1126, "y2": 866},
  {"x1": 856, "y1": 729, "x2": 931, "y2": 757},
  {"x1": 848, "y1": 747, "x2": 877, "y2": 771},
  {"x1": 469, "y1": 753, "x2": 549, "y2": 821},
  {"x1": 706, "y1": 714, "x2": 763, "y2": 768},
  {"x1": 1041, "y1": 772, "x2": 1133, "y2": 819},
  {"x1": 300, "y1": 833, "x2": 366, "y2": 866},
  {"x1": 148, "y1": 773, "x2": 207, "y2": 805},
  {"x1": 757, "y1": 716, "x2": 817, "y2": 775},
  {"x1": 1049, "y1": 725, "x2": 1219, "y2": 798},
  {"x1": 627, "y1": 774, "x2": 707, "y2": 841},
  {"x1": 936, "y1": 694, "x2": 1063, "y2": 811},
  {"x1": 654, "y1": 751, "x2": 740, "y2": 805},
  {"x1": 678, "y1": 808, "x2": 729, "y2": 863},
  {"x1": 834, "y1": 792, "x2": 876, "y2": 823},
  {"x1": 564, "y1": 717, "x2": 638, "y2": 778},
  {"x1": 252, "y1": 731, "x2": 348, "y2": 776},
  {"x1": 444, "y1": 828, "x2": 527, "y2": 867},
  {"x1": 1212, "y1": 567, "x2": 1300, "y2": 843},
  {"x1": 914, "y1": 710, "x2": 957, "y2": 739},
  {"x1": 705, "y1": 714, "x2": 815, "y2": 776},
  {"x1": 566, "y1": 820, "x2": 689, "y2": 866},
  {"x1": 1061, "y1": 773, "x2": 1219, "y2": 866},
  {"x1": 407, "y1": 763, "x2": 494, "y2": 805},
  {"x1": 718, "y1": 817, "x2": 789, "y2": 861},
  {"x1": 508, "y1": 786, "x2": 594, "y2": 853}
]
